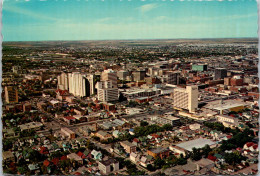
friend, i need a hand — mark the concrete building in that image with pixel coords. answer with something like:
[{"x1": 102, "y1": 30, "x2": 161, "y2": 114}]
[
  {"x1": 192, "y1": 64, "x2": 207, "y2": 72},
  {"x1": 132, "y1": 70, "x2": 146, "y2": 81},
  {"x1": 57, "y1": 72, "x2": 69, "y2": 90},
  {"x1": 117, "y1": 70, "x2": 129, "y2": 80},
  {"x1": 175, "y1": 138, "x2": 216, "y2": 152},
  {"x1": 67, "y1": 153, "x2": 83, "y2": 164},
  {"x1": 153, "y1": 115, "x2": 181, "y2": 127},
  {"x1": 5, "y1": 86, "x2": 18, "y2": 104},
  {"x1": 160, "y1": 71, "x2": 180, "y2": 85},
  {"x1": 68, "y1": 72, "x2": 89, "y2": 97},
  {"x1": 120, "y1": 141, "x2": 137, "y2": 154},
  {"x1": 147, "y1": 147, "x2": 170, "y2": 159},
  {"x1": 122, "y1": 87, "x2": 161, "y2": 100},
  {"x1": 87, "y1": 74, "x2": 97, "y2": 95},
  {"x1": 60, "y1": 127, "x2": 76, "y2": 139},
  {"x1": 19, "y1": 122, "x2": 43, "y2": 132},
  {"x1": 101, "y1": 69, "x2": 118, "y2": 88},
  {"x1": 172, "y1": 85, "x2": 198, "y2": 113},
  {"x1": 216, "y1": 115, "x2": 239, "y2": 128},
  {"x1": 98, "y1": 158, "x2": 119, "y2": 175},
  {"x1": 96, "y1": 81, "x2": 118, "y2": 102},
  {"x1": 214, "y1": 68, "x2": 227, "y2": 80},
  {"x1": 169, "y1": 145, "x2": 187, "y2": 157},
  {"x1": 230, "y1": 76, "x2": 243, "y2": 86}
]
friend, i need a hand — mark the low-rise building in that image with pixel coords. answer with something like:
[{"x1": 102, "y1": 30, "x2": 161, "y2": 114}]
[
  {"x1": 147, "y1": 147, "x2": 170, "y2": 159},
  {"x1": 95, "y1": 130, "x2": 112, "y2": 140},
  {"x1": 216, "y1": 115, "x2": 239, "y2": 128},
  {"x1": 67, "y1": 153, "x2": 83, "y2": 164},
  {"x1": 120, "y1": 141, "x2": 137, "y2": 154},
  {"x1": 98, "y1": 158, "x2": 119, "y2": 175},
  {"x1": 3, "y1": 151, "x2": 15, "y2": 163},
  {"x1": 19, "y1": 122, "x2": 43, "y2": 132},
  {"x1": 60, "y1": 127, "x2": 76, "y2": 139},
  {"x1": 169, "y1": 145, "x2": 187, "y2": 157}
]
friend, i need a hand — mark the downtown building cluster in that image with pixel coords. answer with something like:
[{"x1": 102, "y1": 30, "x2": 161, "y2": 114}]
[{"x1": 2, "y1": 40, "x2": 259, "y2": 176}]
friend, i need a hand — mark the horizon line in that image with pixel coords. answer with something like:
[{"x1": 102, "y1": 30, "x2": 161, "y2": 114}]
[{"x1": 3, "y1": 37, "x2": 258, "y2": 43}]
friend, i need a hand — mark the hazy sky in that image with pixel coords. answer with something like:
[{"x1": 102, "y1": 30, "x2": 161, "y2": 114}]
[{"x1": 2, "y1": 0, "x2": 258, "y2": 41}]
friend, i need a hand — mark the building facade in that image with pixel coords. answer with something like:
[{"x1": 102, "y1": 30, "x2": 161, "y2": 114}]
[
  {"x1": 68, "y1": 72, "x2": 90, "y2": 97},
  {"x1": 5, "y1": 86, "x2": 18, "y2": 104},
  {"x1": 98, "y1": 158, "x2": 119, "y2": 175},
  {"x1": 96, "y1": 81, "x2": 118, "y2": 102},
  {"x1": 172, "y1": 85, "x2": 198, "y2": 113},
  {"x1": 214, "y1": 68, "x2": 227, "y2": 80},
  {"x1": 192, "y1": 64, "x2": 208, "y2": 71},
  {"x1": 57, "y1": 72, "x2": 69, "y2": 90},
  {"x1": 101, "y1": 69, "x2": 118, "y2": 88}
]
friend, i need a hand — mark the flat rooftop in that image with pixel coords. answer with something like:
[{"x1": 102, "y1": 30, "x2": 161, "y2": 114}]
[
  {"x1": 204, "y1": 99, "x2": 248, "y2": 111},
  {"x1": 176, "y1": 138, "x2": 216, "y2": 152}
]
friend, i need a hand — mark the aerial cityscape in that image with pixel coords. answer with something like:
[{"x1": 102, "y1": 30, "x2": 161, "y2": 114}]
[{"x1": 2, "y1": 0, "x2": 259, "y2": 175}]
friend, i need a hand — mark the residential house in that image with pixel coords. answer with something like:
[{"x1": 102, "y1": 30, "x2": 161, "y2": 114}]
[
  {"x1": 112, "y1": 130, "x2": 122, "y2": 138},
  {"x1": 67, "y1": 153, "x2": 83, "y2": 164},
  {"x1": 28, "y1": 164, "x2": 40, "y2": 174},
  {"x1": 91, "y1": 150, "x2": 102, "y2": 160},
  {"x1": 95, "y1": 130, "x2": 112, "y2": 141},
  {"x1": 3, "y1": 151, "x2": 15, "y2": 163},
  {"x1": 194, "y1": 158, "x2": 215, "y2": 171},
  {"x1": 130, "y1": 152, "x2": 141, "y2": 163}
]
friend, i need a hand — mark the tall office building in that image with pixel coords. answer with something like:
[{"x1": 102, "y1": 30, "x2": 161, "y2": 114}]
[
  {"x1": 214, "y1": 68, "x2": 227, "y2": 80},
  {"x1": 101, "y1": 69, "x2": 118, "y2": 88},
  {"x1": 117, "y1": 70, "x2": 129, "y2": 80},
  {"x1": 5, "y1": 86, "x2": 18, "y2": 104},
  {"x1": 87, "y1": 74, "x2": 97, "y2": 96},
  {"x1": 68, "y1": 72, "x2": 89, "y2": 97},
  {"x1": 161, "y1": 71, "x2": 180, "y2": 85},
  {"x1": 132, "y1": 70, "x2": 146, "y2": 81},
  {"x1": 57, "y1": 72, "x2": 69, "y2": 90},
  {"x1": 172, "y1": 85, "x2": 198, "y2": 113},
  {"x1": 96, "y1": 81, "x2": 118, "y2": 102}
]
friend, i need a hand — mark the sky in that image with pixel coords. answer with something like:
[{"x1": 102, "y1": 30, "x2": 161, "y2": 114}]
[{"x1": 2, "y1": 0, "x2": 258, "y2": 41}]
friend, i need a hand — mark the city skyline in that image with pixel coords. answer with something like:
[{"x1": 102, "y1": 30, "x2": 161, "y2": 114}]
[{"x1": 3, "y1": 0, "x2": 258, "y2": 41}]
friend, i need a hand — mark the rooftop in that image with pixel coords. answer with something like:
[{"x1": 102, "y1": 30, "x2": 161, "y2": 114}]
[
  {"x1": 149, "y1": 147, "x2": 168, "y2": 154},
  {"x1": 176, "y1": 138, "x2": 216, "y2": 152}
]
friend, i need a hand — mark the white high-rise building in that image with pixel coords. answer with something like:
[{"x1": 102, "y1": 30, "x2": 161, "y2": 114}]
[
  {"x1": 96, "y1": 81, "x2": 118, "y2": 102},
  {"x1": 57, "y1": 72, "x2": 69, "y2": 90},
  {"x1": 68, "y1": 72, "x2": 89, "y2": 97},
  {"x1": 101, "y1": 69, "x2": 118, "y2": 88},
  {"x1": 172, "y1": 85, "x2": 198, "y2": 113},
  {"x1": 87, "y1": 74, "x2": 96, "y2": 96}
]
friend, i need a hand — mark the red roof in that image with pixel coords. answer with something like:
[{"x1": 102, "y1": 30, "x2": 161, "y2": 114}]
[
  {"x1": 60, "y1": 155, "x2": 67, "y2": 161},
  {"x1": 252, "y1": 144, "x2": 258, "y2": 149},
  {"x1": 133, "y1": 138, "x2": 139, "y2": 143},
  {"x1": 43, "y1": 160, "x2": 50, "y2": 167},
  {"x1": 64, "y1": 116, "x2": 76, "y2": 120},
  {"x1": 39, "y1": 147, "x2": 49, "y2": 155},
  {"x1": 151, "y1": 134, "x2": 160, "y2": 138},
  {"x1": 51, "y1": 158, "x2": 60, "y2": 165},
  {"x1": 236, "y1": 147, "x2": 242, "y2": 151},
  {"x1": 227, "y1": 135, "x2": 232, "y2": 139},
  {"x1": 246, "y1": 142, "x2": 255, "y2": 148},
  {"x1": 207, "y1": 155, "x2": 217, "y2": 161},
  {"x1": 74, "y1": 172, "x2": 81, "y2": 175},
  {"x1": 77, "y1": 151, "x2": 86, "y2": 159},
  {"x1": 56, "y1": 89, "x2": 69, "y2": 96}
]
